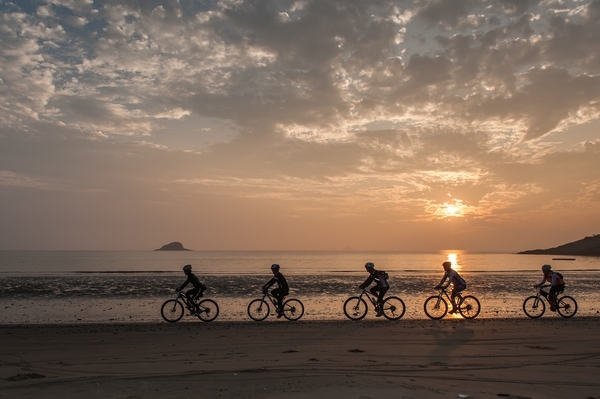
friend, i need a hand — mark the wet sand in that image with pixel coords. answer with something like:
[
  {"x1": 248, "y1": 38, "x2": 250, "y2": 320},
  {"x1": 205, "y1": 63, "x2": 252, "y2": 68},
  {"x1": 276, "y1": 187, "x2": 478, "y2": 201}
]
[{"x1": 1, "y1": 318, "x2": 599, "y2": 399}]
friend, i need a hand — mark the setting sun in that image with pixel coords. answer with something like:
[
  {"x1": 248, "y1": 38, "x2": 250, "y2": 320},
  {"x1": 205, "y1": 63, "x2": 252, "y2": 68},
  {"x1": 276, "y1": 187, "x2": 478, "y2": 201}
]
[
  {"x1": 445, "y1": 205, "x2": 459, "y2": 216},
  {"x1": 430, "y1": 199, "x2": 471, "y2": 220}
]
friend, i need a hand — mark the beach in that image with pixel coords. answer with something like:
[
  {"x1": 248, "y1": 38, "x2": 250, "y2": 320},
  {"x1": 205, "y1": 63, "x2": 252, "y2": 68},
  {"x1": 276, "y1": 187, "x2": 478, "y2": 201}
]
[{"x1": 1, "y1": 318, "x2": 599, "y2": 399}]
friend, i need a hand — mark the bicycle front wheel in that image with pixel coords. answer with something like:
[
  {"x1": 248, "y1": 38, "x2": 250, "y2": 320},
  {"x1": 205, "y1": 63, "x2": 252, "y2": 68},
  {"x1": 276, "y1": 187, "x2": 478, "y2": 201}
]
[
  {"x1": 197, "y1": 299, "x2": 219, "y2": 322},
  {"x1": 282, "y1": 298, "x2": 304, "y2": 321},
  {"x1": 161, "y1": 299, "x2": 184, "y2": 323},
  {"x1": 382, "y1": 296, "x2": 406, "y2": 320},
  {"x1": 343, "y1": 297, "x2": 368, "y2": 320},
  {"x1": 556, "y1": 296, "x2": 577, "y2": 318},
  {"x1": 523, "y1": 296, "x2": 545, "y2": 318},
  {"x1": 424, "y1": 296, "x2": 448, "y2": 320},
  {"x1": 247, "y1": 298, "x2": 270, "y2": 321},
  {"x1": 458, "y1": 295, "x2": 480, "y2": 319}
]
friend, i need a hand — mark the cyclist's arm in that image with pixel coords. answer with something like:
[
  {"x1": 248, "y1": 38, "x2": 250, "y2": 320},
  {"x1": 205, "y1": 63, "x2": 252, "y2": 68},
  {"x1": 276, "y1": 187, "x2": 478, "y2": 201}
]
[
  {"x1": 262, "y1": 277, "x2": 276, "y2": 291},
  {"x1": 534, "y1": 276, "x2": 546, "y2": 288},
  {"x1": 359, "y1": 275, "x2": 374, "y2": 289},
  {"x1": 177, "y1": 277, "x2": 190, "y2": 291},
  {"x1": 437, "y1": 272, "x2": 449, "y2": 287}
]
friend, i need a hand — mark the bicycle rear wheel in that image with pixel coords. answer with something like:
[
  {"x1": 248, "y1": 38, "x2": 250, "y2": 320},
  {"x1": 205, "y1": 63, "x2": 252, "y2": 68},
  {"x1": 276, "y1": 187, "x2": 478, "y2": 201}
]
[
  {"x1": 161, "y1": 299, "x2": 184, "y2": 323},
  {"x1": 197, "y1": 299, "x2": 219, "y2": 322},
  {"x1": 282, "y1": 298, "x2": 304, "y2": 321},
  {"x1": 343, "y1": 297, "x2": 368, "y2": 320},
  {"x1": 523, "y1": 296, "x2": 545, "y2": 318},
  {"x1": 556, "y1": 296, "x2": 577, "y2": 318},
  {"x1": 424, "y1": 296, "x2": 447, "y2": 320},
  {"x1": 247, "y1": 298, "x2": 270, "y2": 321},
  {"x1": 382, "y1": 296, "x2": 406, "y2": 320},
  {"x1": 458, "y1": 295, "x2": 480, "y2": 319}
]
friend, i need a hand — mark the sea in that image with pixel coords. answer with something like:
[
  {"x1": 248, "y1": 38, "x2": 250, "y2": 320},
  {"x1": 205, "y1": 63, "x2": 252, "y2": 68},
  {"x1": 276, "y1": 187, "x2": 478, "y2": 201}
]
[{"x1": 1, "y1": 250, "x2": 599, "y2": 324}]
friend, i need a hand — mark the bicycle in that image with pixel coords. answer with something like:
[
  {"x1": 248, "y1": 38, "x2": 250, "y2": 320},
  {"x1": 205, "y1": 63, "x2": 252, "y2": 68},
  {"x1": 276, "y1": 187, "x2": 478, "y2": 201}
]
[
  {"x1": 160, "y1": 291, "x2": 219, "y2": 323},
  {"x1": 423, "y1": 285, "x2": 480, "y2": 319},
  {"x1": 522, "y1": 287, "x2": 577, "y2": 318},
  {"x1": 343, "y1": 289, "x2": 406, "y2": 321},
  {"x1": 247, "y1": 291, "x2": 304, "y2": 321}
]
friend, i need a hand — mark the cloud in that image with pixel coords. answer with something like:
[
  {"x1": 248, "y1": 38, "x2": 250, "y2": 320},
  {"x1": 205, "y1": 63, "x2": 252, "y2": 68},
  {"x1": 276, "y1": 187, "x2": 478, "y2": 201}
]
[{"x1": 1, "y1": 0, "x2": 599, "y2": 250}]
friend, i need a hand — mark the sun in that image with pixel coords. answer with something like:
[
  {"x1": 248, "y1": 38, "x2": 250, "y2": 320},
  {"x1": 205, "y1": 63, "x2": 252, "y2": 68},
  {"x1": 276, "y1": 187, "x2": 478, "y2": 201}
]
[
  {"x1": 445, "y1": 205, "x2": 459, "y2": 216},
  {"x1": 440, "y1": 200, "x2": 465, "y2": 218},
  {"x1": 429, "y1": 198, "x2": 473, "y2": 219}
]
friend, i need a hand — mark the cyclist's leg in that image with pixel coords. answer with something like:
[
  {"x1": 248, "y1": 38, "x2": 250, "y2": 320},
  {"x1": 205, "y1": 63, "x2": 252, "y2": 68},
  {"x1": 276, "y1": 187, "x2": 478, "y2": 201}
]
[
  {"x1": 369, "y1": 286, "x2": 380, "y2": 305},
  {"x1": 450, "y1": 284, "x2": 465, "y2": 311},
  {"x1": 370, "y1": 286, "x2": 386, "y2": 315},
  {"x1": 271, "y1": 288, "x2": 283, "y2": 313},
  {"x1": 377, "y1": 287, "x2": 388, "y2": 305},
  {"x1": 187, "y1": 288, "x2": 201, "y2": 311},
  {"x1": 549, "y1": 284, "x2": 564, "y2": 306}
]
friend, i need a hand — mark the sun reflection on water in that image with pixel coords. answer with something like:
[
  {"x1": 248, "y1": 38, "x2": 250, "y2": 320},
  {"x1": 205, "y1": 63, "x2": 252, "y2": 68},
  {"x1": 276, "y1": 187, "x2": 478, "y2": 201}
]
[{"x1": 443, "y1": 251, "x2": 463, "y2": 271}]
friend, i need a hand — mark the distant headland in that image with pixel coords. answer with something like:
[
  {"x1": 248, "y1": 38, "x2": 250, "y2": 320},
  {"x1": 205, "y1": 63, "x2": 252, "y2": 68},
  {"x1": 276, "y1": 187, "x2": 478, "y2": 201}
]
[
  {"x1": 155, "y1": 242, "x2": 191, "y2": 251},
  {"x1": 517, "y1": 234, "x2": 600, "y2": 256}
]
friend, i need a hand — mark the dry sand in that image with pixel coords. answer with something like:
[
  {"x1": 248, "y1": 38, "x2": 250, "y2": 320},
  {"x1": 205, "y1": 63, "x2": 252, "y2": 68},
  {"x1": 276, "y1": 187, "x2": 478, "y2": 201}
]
[{"x1": 1, "y1": 318, "x2": 599, "y2": 399}]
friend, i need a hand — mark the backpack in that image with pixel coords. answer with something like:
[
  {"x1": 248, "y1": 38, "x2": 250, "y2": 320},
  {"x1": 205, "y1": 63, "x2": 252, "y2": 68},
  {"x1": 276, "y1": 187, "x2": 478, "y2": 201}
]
[
  {"x1": 554, "y1": 271, "x2": 564, "y2": 282},
  {"x1": 453, "y1": 271, "x2": 466, "y2": 286},
  {"x1": 380, "y1": 271, "x2": 389, "y2": 280}
]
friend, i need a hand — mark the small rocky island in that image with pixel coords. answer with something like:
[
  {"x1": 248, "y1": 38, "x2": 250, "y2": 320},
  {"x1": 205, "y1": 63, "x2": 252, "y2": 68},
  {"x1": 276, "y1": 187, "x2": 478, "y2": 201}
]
[
  {"x1": 155, "y1": 242, "x2": 191, "y2": 251},
  {"x1": 518, "y1": 234, "x2": 600, "y2": 256}
]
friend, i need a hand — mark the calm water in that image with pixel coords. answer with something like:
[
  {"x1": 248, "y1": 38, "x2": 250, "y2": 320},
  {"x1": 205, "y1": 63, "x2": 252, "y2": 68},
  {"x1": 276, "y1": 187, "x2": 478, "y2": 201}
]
[
  {"x1": 1, "y1": 250, "x2": 599, "y2": 323},
  {"x1": 1, "y1": 249, "x2": 600, "y2": 274}
]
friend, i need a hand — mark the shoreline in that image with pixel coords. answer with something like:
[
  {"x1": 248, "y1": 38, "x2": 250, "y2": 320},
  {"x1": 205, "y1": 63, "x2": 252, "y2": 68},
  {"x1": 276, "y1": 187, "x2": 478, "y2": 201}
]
[
  {"x1": 1, "y1": 318, "x2": 599, "y2": 398},
  {"x1": 2, "y1": 294, "x2": 598, "y2": 324},
  {"x1": 1, "y1": 314, "x2": 600, "y2": 328}
]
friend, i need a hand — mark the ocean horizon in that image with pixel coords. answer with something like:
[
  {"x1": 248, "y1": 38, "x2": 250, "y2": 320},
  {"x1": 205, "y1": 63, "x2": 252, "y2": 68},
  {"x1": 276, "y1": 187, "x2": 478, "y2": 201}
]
[{"x1": 1, "y1": 249, "x2": 599, "y2": 275}]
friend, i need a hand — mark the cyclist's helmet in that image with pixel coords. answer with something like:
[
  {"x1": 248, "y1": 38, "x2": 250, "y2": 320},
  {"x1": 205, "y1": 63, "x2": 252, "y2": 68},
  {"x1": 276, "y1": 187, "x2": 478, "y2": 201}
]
[
  {"x1": 442, "y1": 261, "x2": 452, "y2": 270},
  {"x1": 542, "y1": 264, "x2": 552, "y2": 273},
  {"x1": 365, "y1": 262, "x2": 375, "y2": 270},
  {"x1": 271, "y1": 264, "x2": 280, "y2": 273},
  {"x1": 183, "y1": 264, "x2": 192, "y2": 272}
]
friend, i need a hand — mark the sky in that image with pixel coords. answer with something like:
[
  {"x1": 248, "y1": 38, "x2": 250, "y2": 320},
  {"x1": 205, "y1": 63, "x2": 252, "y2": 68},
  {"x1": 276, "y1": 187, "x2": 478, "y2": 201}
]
[{"x1": 1, "y1": 0, "x2": 599, "y2": 252}]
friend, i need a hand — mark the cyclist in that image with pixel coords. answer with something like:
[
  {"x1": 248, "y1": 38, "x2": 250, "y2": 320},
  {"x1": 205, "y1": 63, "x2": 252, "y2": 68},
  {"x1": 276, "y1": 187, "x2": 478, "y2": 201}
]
[
  {"x1": 435, "y1": 261, "x2": 467, "y2": 314},
  {"x1": 176, "y1": 264, "x2": 206, "y2": 315},
  {"x1": 534, "y1": 264, "x2": 565, "y2": 311},
  {"x1": 359, "y1": 262, "x2": 389, "y2": 316},
  {"x1": 262, "y1": 264, "x2": 289, "y2": 318}
]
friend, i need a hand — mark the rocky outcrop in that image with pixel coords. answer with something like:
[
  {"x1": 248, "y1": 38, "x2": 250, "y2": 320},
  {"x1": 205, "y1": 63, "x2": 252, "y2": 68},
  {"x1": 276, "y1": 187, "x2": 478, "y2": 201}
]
[
  {"x1": 518, "y1": 234, "x2": 600, "y2": 256},
  {"x1": 155, "y1": 242, "x2": 191, "y2": 251}
]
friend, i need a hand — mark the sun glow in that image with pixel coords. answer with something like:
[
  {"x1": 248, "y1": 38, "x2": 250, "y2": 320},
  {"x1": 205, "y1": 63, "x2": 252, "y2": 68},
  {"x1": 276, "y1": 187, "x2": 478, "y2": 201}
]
[
  {"x1": 447, "y1": 253, "x2": 458, "y2": 265},
  {"x1": 444, "y1": 251, "x2": 463, "y2": 271},
  {"x1": 428, "y1": 198, "x2": 472, "y2": 219},
  {"x1": 445, "y1": 205, "x2": 459, "y2": 215}
]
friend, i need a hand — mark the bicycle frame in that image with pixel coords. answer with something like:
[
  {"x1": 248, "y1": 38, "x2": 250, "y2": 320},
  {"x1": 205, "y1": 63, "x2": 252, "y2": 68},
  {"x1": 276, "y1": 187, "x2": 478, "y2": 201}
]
[
  {"x1": 424, "y1": 285, "x2": 480, "y2": 320},
  {"x1": 534, "y1": 286, "x2": 561, "y2": 303},
  {"x1": 522, "y1": 286, "x2": 577, "y2": 319},
  {"x1": 258, "y1": 292, "x2": 282, "y2": 307},
  {"x1": 531, "y1": 289, "x2": 545, "y2": 305},
  {"x1": 434, "y1": 286, "x2": 463, "y2": 306},
  {"x1": 248, "y1": 291, "x2": 304, "y2": 321},
  {"x1": 176, "y1": 291, "x2": 204, "y2": 312},
  {"x1": 529, "y1": 286, "x2": 567, "y2": 310},
  {"x1": 161, "y1": 290, "x2": 219, "y2": 323},
  {"x1": 358, "y1": 289, "x2": 382, "y2": 310},
  {"x1": 344, "y1": 289, "x2": 406, "y2": 321},
  {"x1": 175, "y1": 292, "x2": 192, "y2": 309}
]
